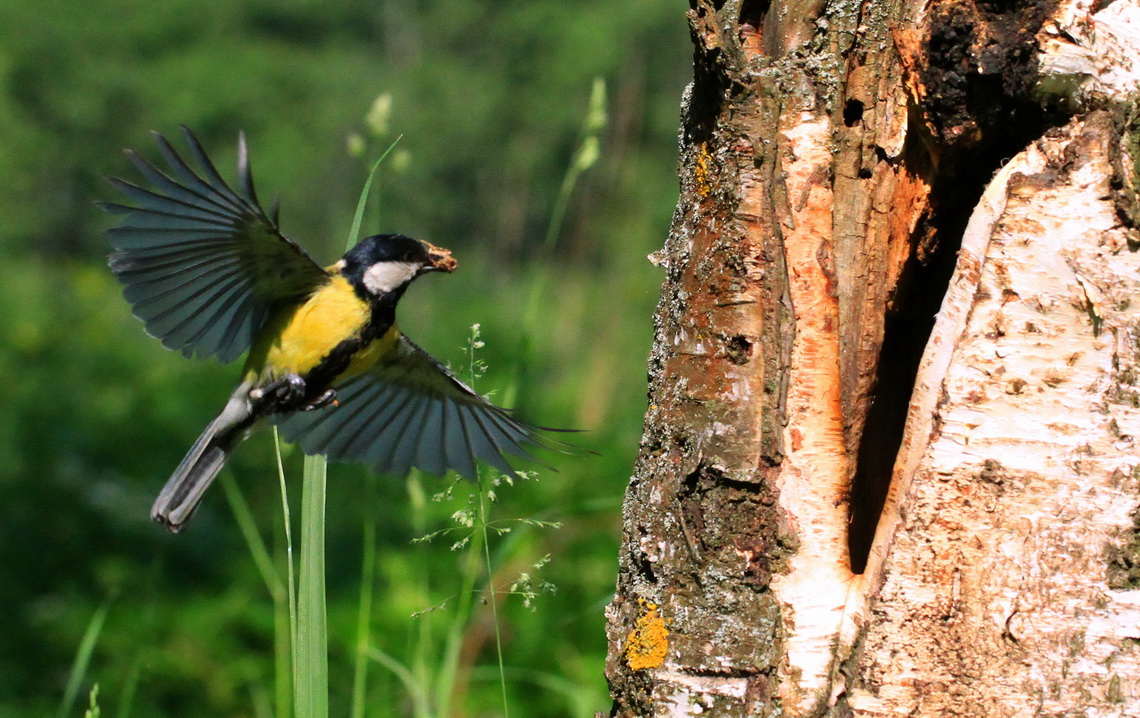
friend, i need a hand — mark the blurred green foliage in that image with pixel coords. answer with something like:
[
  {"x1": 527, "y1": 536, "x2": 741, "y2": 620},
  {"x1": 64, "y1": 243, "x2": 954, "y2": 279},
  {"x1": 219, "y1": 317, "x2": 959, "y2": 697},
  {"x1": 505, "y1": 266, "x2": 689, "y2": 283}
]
[{"x1": 0, "y1": 0, "x2": 689, "y2": 716}]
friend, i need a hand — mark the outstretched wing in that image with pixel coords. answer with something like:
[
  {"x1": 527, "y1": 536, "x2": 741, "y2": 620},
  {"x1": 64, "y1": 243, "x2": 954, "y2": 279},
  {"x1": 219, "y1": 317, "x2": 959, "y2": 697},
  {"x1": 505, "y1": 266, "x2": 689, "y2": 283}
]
[
  {"x1": 103, "y1": 127, "x2": 328, "y2": 363},
  {"x1": 274, "y1": 335, "x2": 559, "y2": 478}
]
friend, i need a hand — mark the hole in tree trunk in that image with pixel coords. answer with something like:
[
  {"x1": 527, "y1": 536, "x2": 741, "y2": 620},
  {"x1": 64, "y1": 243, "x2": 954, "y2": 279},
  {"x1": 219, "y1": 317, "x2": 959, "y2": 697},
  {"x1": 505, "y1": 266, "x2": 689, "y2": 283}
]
[
  {"x1": 738, "y1": 0, "x2": 769, "y2": 29},
  {"x1": 847, "y1": 217, "x2": 957, "y2": 574},
  {"x1": 843, "y1": 99, "x2": 864, "y2": 127},
  {"x1": 847, "y1": 109, "x2": 1066, "y2": 573}
]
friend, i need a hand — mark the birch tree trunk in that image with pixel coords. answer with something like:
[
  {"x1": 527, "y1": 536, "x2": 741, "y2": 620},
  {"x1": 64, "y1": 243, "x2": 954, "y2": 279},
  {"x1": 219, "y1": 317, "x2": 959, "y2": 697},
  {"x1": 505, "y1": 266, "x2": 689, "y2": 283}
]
[{"x1": 604, "y1": 0, "x2": 1140, "y2": 715}]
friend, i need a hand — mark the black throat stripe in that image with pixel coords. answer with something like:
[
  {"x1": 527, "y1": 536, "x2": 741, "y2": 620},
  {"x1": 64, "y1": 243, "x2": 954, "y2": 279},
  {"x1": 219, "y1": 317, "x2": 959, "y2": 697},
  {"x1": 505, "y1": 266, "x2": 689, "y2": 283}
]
[{"x1": 298, "y1": 301, "x2": 396, "y2": 403}]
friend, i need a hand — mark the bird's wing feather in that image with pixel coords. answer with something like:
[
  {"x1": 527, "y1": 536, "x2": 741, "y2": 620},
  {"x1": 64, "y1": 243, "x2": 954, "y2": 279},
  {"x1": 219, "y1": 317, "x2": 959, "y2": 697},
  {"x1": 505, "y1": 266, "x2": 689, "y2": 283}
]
[
  {"x1": 103, "y1": 127, "x2": 327, "y2": 363},
  {"x1": 274, "y1": 335, "x2": 556, "y2": 478}
]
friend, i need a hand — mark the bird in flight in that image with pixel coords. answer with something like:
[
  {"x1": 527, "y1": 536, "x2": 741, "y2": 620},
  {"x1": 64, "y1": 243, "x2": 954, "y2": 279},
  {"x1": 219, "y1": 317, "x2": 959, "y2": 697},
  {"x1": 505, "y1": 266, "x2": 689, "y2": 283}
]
[{"x1": 103, "y1": 128, "x2": 559, "y2": 532}]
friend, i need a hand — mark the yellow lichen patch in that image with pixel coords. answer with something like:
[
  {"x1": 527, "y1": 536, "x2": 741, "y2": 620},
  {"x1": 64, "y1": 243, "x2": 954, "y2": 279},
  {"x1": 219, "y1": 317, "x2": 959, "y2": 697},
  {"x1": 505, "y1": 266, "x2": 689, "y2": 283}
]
[
  {"x1": 694, "y1": 143, "x2": 713, "y2": 198},
  {"x1": 624, "y1": 598, "x2": 669, "y2": 670}
]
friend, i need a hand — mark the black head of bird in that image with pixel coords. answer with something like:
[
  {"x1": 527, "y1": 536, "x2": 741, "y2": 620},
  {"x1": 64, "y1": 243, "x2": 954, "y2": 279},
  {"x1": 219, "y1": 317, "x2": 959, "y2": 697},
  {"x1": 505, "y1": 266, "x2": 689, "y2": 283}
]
[
  {"x1": 338, "y1": 233, "x2": 457, "y2": 303},
  {"x1": 103, "y1": 128, "x2": 565, "y2": 532}
]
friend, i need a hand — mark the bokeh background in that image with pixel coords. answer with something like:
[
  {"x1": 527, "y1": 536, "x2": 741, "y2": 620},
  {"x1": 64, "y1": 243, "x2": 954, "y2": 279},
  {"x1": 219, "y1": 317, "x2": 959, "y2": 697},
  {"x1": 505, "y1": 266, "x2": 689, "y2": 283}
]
[{"x1": 0, "y1": 1, "x2": 690, "y2": 716}]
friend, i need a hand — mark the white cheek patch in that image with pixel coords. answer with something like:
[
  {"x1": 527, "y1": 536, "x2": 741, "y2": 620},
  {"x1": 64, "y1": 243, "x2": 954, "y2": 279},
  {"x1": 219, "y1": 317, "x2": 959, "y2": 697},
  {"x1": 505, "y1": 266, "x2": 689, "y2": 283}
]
[{"x1": 362, "y1": 261, "x2": 420, "y2": 295}]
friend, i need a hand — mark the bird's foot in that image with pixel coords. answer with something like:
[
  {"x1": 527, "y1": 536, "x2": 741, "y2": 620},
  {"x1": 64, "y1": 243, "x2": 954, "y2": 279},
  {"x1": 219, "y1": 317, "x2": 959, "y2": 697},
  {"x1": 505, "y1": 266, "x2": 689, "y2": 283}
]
[
  {"x1": 249, "y1": 374, "x2": 307, "y2": 411},
  {"x1": 302, "y1": 389, "x2": 338, "y2": 411}
]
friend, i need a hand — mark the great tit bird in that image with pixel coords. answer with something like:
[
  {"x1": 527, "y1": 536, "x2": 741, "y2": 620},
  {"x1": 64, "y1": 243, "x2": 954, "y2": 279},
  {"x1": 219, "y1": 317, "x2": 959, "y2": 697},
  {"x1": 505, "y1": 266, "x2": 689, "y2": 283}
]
[{"x1": 103, "y1": 128, "x2": 557, "y2": 532}]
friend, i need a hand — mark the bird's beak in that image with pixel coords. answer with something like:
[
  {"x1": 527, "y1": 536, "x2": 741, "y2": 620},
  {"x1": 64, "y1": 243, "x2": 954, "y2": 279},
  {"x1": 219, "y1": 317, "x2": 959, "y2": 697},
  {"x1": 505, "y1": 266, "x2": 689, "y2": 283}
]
[{"x1": 422, "y1": 242, "x2": 458, "y2": 273}]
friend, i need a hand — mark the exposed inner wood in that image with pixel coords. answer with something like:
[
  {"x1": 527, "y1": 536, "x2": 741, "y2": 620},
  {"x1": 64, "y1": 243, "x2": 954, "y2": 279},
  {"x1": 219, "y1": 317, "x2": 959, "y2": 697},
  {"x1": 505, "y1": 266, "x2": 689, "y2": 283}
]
[{"x1": 766, "y1": 113, "x2": 855, "y2": 711}]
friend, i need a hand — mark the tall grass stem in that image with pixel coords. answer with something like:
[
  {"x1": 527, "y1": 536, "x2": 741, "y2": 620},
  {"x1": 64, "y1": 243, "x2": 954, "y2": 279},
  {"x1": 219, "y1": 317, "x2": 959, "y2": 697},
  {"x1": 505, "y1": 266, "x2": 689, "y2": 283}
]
[
  {"x1": 506, "y1": 78, "x2": 606, "y2": 406},
  {"x1": 221, "y1": 473, "x2": 284, "y2": 602},
  {"x1": 348, "y1": 137, "x2": 402, "y2": 250},
  {"x1": 295, "y1": 454, "x2": 329, "y2": 718},
  {"x1": 58, "y1": 597, "x2": 112, "y2": 718},
  {"x1": 350, "y1": 472, "x2": 379, "y2": 718},
  {"x1": 273, "y1": 426, "x2": 299, "y2": 705},
  {"x1": 343, "y1": 136, "x2": 401, "y2": 715},
  {"x1": 479, "y1": 477, "x2": 511, "y2": 718},
  {"x1": 114, "y1": 659, "x2": 140, "y2": 718}
]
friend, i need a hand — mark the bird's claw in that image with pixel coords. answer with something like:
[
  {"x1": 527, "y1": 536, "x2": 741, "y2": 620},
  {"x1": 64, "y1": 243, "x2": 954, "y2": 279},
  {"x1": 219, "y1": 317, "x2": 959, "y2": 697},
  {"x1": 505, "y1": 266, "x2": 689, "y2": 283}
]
[{"x1": 302, "y1": 389, "x2": 338, "y2": 411}]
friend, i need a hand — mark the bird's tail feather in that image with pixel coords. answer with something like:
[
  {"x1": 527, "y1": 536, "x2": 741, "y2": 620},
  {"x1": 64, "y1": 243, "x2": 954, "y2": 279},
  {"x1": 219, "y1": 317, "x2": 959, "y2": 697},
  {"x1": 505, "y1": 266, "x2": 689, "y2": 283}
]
[{"x1": 151, "y1": 386, "x2": 255, "y2": 532}]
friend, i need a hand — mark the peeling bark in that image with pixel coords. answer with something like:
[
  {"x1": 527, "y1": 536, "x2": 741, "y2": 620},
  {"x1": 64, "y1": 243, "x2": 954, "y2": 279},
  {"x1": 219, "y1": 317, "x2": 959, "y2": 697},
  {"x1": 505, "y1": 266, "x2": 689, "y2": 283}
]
[{"x1": 605, "y1": 0, "x2": 1140, "y2": 715}]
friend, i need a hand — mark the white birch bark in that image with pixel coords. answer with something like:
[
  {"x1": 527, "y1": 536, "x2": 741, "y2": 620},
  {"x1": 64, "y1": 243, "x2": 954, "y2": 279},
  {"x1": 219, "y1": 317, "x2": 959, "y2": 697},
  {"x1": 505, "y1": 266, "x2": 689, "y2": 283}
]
[{"x1": 851, "y1": 110, "x2": 1140, "y2": 717}]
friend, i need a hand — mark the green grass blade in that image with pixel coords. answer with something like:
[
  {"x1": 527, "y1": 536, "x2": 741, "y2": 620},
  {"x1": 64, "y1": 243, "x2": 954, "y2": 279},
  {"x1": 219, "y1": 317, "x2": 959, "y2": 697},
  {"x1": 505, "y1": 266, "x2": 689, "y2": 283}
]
[
  {"x1": 295, "y1": 453, "x2": 329, "y2": 718},
  {"x1": 272, "y1": 426, "x2": 297, "y2": 716},
  {"x1": 506, "y1": 78, "x2": 607, "y2": 406},
  {"x1": 58, "y1": 597, "x2": 112, "y2": 718},
  {"x1": 277, "y1": 132, "x2": 402, "y2": 718},
  {"x1": 369, "y1": 648, "x2": 430, "y2": 717},
  {"x1": 539, "y1": 78, "x2": 606, "y2": 257},
  {"x1": 274, "y1": 577, "x2": 293, "y2": 718},
  {"x1": 343, "y1": 134, "x2": 402, "y2": 716},
  {"x1": 221, "y1": 472, "x2": 285, "y2": 602},
  {"x1": 346, "y1": 136, "x2": 402, "y2": 251},
  {"x1": 350, "y1": 473, "x2": 379, "y2": 718},
  {"x1": 113, "y1": 658, "x2": 140, "y2": 718}
]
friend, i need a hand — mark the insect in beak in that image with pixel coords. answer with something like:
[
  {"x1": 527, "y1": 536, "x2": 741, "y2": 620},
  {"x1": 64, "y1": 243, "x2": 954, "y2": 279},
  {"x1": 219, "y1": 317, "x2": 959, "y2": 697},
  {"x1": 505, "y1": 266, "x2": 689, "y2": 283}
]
[{"x1": 422, "y1": 242, "x2": 458, "y2": 273}]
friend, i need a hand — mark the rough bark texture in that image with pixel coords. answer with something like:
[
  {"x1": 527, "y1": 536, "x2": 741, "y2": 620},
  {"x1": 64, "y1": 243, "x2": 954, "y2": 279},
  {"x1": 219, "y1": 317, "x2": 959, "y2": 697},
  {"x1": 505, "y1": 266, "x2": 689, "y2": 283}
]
[
  {"x1": 606, "y1": 0, "x2": 927, "y2": 711},
  {"x1": 605, "y1": 0, "x2": 1140, "y2": 714}
]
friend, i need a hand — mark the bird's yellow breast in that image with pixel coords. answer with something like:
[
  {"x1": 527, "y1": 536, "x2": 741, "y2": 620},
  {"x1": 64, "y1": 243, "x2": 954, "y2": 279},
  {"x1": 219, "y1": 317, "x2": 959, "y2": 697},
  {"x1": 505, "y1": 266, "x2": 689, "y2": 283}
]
[
  {"x1": 342, "y1": 324, "x2": 398, "y2": 378},
  {"x1": 245, "y1": 275, "x2": 395, "y2": 382}
]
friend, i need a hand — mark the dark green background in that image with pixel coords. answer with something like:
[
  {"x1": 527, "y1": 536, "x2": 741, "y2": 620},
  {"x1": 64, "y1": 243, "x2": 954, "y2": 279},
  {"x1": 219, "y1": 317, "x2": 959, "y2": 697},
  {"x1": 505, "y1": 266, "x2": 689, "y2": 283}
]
[{"x1": 0, "y1": 1, "x2": 689, "y2": 715}]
